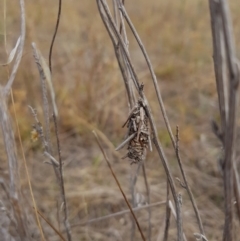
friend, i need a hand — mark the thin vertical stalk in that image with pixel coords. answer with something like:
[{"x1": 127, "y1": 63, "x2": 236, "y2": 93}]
[
  {"x1": 49, "y1": 0, "x2": 62, "y2": 73},
  {"x1": 163, "y1": 180, "x2": 171, "y2": 241},
  {"x1": 53, "y1": 114, "x2": 72, "y2": 241},
  {"x1": 175, "y1": 126, "x2": 205, "y2": 236}
]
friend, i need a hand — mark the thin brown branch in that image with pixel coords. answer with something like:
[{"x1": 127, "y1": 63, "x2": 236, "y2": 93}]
[
  {"x1": 49, "y1": 0, "x2": 62, "y2": 73},
  {"x1": 93, "y1": 130, "x2": 146, "y2": 241}
]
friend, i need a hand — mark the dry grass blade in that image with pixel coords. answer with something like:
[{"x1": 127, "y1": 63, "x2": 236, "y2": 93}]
[
  {"x1": 92, "y1": 130, "x2": 146, "y2": 241},
  {"x1": 71, "y1": 201, "x2": 165, "y2": 227},
  {"x1": 1, "y1": 37, "x2": 20, "y2": 66},
  {"x1": 37, "y1": 209, "x2": 67, "y2": 241},
  {"x1": 4, "y1": 0, "x2": 25, "y2": 96}
]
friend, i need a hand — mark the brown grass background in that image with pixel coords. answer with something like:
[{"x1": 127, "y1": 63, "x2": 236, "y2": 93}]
[{"x1": 1, "y1": 0, "x2": 240, "y2": 240}]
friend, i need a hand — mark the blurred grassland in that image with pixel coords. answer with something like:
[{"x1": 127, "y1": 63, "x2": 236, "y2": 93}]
[
  {"x1": 0, "y1": 0, "x2": 239, "y2": 144},
  {"x1": 1, "y1": 0, "x2": 240, "y2": 240}
]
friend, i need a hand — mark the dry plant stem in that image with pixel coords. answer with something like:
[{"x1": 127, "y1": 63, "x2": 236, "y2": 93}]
[
  {"x1": 93, "y1": 131, "x2": 146, "y2": 241},
  {"x1": 97, "y1": 0, "x2": 140, "y2": 90},
  {"x1": 233, "y1": 161, "x2": 240, "y2": 220},
  {"x1": 2, "y1": 5, "x2": 26, "y2": 235},
  {"x1": 71, "y1": 201, "x2": 165, "y2": 227},
  {"x1": 117, "y1": 0, "x2": 136, "y2": 108},
  {"x1": 209, "y1": 0, "x2": 228, "y2": 136},
  {"x1": 142, "y1": 162, "x2": 152, "y2": 241},
  {"x1": 115, "y1": 132, "x2": 136, "y2": 150},
  {"x1": 44, "y1": 151, "x2": 59, "y2": 167},
  {"x1": 177, "y1": 194, "x2": 183, "y2": 241},
  {"x1": 209, "y1": 0, "x2": 240, "y2": 240},
  {"x1": 112, "y1": 0, "x2": 118, "y2": 26},
  {"x1": 96, "y1": 1, "x2": 181, "y2": 240},
  {"x1": 117, "y1": 2, "x2": 176, "y2": 148},
  {"x1": 168, "y1": 201, "x2": 187, "y2": 241},
  {"x1": 53, "y1": 114, "x2": 72, "y2": 241},
  {"x1": 96, "y1": 1, "x2": 134, "y2": 108},
  {"x1": 49, "y1": 0, "x2": 62, "y2": 73},
  {"x1": 175, "y1": 126, "x2": 205, "y2": 236},
  {"x1": 163, "y1": 180, "x2": 171, "y2": 241},
  {"x1": 4, "y1": 0, "x2": 25, "y2": 96},
  {"x1": 0, "y1": 87, "x2": 27, "y2": 239},
  {"x1": 209, "y1": 0, "x2": 240, "y2": 223},
  {"x1": 37, "y1": 209, "x2": 66, "y2": 241}
]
